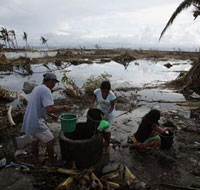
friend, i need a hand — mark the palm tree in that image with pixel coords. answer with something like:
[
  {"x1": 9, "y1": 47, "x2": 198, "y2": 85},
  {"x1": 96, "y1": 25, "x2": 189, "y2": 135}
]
[
  {"x1": 9, "y1": 30, "x2": 18, "y2": 49},
  {"x1": 193, "y1": 4, "x2": 200, "y2": 19},
  {"x1": 0, "y1": 27, "x2": 11, "y2": 48},
  {"x1": 159, "y1": 0, "x2": 200, "y2": 95},
  {"x1": 0, "y1": 32, "x2": 7, "y2": 48},
  {"x1": 40, "y1": 36, "x2": 49, "y2": 50},
  {"x1": 159, "y1": 0, "x2": 200, "y2": 40},
  {"x1": 22, "y1": 32, "x2": 28, "y2": 49}
]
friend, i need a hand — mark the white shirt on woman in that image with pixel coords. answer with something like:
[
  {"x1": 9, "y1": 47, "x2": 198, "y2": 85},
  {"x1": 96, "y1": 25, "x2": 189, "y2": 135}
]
[{"x1": 94, "y1": 88, "x2": 116, "y2": 115}]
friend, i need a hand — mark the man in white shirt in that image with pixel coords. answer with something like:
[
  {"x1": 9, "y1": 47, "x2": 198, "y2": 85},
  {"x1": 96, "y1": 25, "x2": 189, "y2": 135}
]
[{"x1": 22, "y1": 72, "x2": 70, "y2": 165}]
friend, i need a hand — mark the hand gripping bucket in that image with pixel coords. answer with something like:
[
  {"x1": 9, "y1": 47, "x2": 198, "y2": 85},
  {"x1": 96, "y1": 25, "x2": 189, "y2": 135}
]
[{"x1": 59, "y1": 114, "x2": 77, "y2": 132}]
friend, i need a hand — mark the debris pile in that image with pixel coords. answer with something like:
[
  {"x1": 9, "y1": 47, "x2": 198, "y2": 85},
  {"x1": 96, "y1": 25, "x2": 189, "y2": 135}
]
[
  {"x1": 61, "y1": 73, "x2": 82, "y2": 98},
  {"x1": 12, "y1": 56, "x2": 33, "y2": 75},
  {"x1": 0, "y1": 87, "x2": 15, "y2": 103},
  {"x1": 169, "y1": 60, "x2": 200, "y2": 95},
  {"x1": 56, "y1": 164, "x2": 146, "y2": 190},
  {"x1": 0, "y1": 53, "x2": 10, "y2": 70},
  {"x1": 56, "y1": 50, "x2": 73, "y2": 57},
  {"x1": 0, "y1": 53, "x2": 9, "y2": 65},
  {"x1": 164, "y1": 63, "x2": 173, "y2": 68},
  {"x1": 113, "y1": 51, "x2": 136, "y2": 69}
]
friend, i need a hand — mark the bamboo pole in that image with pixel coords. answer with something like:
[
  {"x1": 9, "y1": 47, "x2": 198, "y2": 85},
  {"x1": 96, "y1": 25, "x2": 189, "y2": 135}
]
[
  {"x1": 56, "y1": 177, "x2": 73, "y2": 190},
  {"x1": 7, "y1": 105, "x2": 16, "y2": 126}
]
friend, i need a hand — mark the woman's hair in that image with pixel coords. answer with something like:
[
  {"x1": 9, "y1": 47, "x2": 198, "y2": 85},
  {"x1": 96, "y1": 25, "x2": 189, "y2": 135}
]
[
  {"x1": 100, "y1": 80, "x2": 111, "y2": 90},
  {"x1": 143, "y1": 109, "x2": 160, "y2": 123}
]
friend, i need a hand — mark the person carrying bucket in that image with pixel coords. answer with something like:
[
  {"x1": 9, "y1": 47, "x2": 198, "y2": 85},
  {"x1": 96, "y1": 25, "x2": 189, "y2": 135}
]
[
  {"x1": 90, "y1": 80, "x2": 116, "y2": 154},
  {"x1": 21, "y1": 72, "x2": 71, "y2": 165},
  {"x1": 131, "y1": 109, "x2": 172, "y2": 152}
]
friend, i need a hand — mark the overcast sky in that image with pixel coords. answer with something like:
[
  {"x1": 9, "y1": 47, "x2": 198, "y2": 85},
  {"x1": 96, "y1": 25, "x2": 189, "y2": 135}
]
[{"x1": 1, "y1": 0, "x2": 200, "y2": 50}]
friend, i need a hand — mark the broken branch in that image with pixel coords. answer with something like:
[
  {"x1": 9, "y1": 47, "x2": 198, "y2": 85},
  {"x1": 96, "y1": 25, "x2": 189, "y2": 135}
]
[{"x1": 7, "y1": 105, "x2": 16, "y2": 126}]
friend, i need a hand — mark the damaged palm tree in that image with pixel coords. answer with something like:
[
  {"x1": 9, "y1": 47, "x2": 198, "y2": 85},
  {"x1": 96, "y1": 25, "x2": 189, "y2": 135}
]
[
  {"x1": 159, "y1": 0, "x2": 200, "y2": 95},
  {"x1": 159, "y1": 0, "x2": 200, "y2": 40},
  {"x1": 40, "y1": 36, "x2": 49, "y2": 50},
  {"x1": 0, "y1": 27, "x2": 11, "y2": 49},
  {"x1": 193, "y1": 4, "x2": 200, "y2": 19},
  {"x1": 9, "y1": 30, "x2": 18, "y2": 49},
  {"x1": 40, "y1": 36, "x2": 49, "y2": 57}
]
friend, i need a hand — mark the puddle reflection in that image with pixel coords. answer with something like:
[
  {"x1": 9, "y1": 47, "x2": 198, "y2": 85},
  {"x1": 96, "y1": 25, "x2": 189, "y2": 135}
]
[
  {"x1": 0, "y1": 59, "x2": 192, "y2": 118},
  {"x1": 0, "y1": 59, "x2": 192, "y2": 92}
]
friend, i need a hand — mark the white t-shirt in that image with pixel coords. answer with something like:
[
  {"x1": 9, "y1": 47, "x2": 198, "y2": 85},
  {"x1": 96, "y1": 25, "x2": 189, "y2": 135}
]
[
  {"x1": 21, "y1": 84, "x2": 54, "y2": 135},
  {"x1": 94, "y1": 88, "x2": 116, "y2": 114}
]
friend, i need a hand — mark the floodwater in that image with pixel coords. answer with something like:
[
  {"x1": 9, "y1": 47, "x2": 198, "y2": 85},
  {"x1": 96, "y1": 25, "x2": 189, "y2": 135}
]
[
  {"x1": 0, "y1": 59, "x2": 192, "y2": 92},
  {"x1": 0, "y1": 58, "x2": 192, "y2": 139},
  {"x1": 4, "y1": 51, "x2": 57, "y2": 59}
]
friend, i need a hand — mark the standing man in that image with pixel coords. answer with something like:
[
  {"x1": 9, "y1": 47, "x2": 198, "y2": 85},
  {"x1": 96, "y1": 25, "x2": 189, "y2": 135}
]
[{"x1": 22, "y1": 72, "x2": 70, "y2": 164}]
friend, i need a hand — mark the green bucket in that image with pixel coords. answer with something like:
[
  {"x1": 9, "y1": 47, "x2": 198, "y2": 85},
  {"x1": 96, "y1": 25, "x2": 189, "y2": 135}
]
[
  {"x1": 59, "y1": 114, "x2": 77, "y2": 132},
  {"x1": 98, "y1": 120, "x2": 110, "y2": 131}
]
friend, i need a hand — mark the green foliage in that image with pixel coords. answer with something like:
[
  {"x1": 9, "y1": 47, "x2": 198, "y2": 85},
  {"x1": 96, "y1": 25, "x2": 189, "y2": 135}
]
[
  {"x1": 82, "y1": 72, "x2": 112, "y2": 96},
  {"x1": 61, "y1": 72, "x2": 78, "y2": 90}
]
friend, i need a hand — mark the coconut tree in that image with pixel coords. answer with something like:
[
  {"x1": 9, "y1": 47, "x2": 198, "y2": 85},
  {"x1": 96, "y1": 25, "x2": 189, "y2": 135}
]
[
  {"x1": 22, "y1": 32, "x2": 28, "y2": 49},
  {"x1": 22, "y1": 32, "x2": 28, "y2": 57},
  {"x1": 8, "y1": 32, "x2": 16, "y2": 49},
  {"x1": 0, "y1": 33, "x2": 7, "y2": 48},
  {"x1": 40, "y1": 36, "x2": 49, "y2": 50},
  {"x1": 0, "y1": 27, "x2": 11, "y2": 48},
  {"x1": 9, "y1": 30, "x2": 18, "y2": 49},
  {"x1": 159, "y1": 0, "x2": 200, "y2": 40},
  {"x1": 193, "y1": 4, "x2": 200, "y2": 19},
  {"x1": 159, "y1": 0, "x2": 200, "y2": 95}
]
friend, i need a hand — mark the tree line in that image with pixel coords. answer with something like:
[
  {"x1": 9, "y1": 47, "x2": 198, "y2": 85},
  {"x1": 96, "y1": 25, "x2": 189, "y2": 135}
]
[{"x1": 0, "y1": 27, "x2": 49, "y2": 50}]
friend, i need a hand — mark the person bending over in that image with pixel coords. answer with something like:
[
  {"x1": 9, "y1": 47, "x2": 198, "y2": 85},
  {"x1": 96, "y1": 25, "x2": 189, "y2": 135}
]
[
  {"x1": 91, "y1": 81, "x2": 116, "y2": 154},
  {"x1": 132, "y1": 109, "x2": 169, "y2": 151},
  {"x1": 21, "y1": 72, "x2": 70, "y2": 165}
]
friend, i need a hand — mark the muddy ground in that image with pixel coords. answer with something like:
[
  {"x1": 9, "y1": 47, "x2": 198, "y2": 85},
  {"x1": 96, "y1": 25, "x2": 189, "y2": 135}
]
[{"x1": 0, "y1": 49, "x2": 200, "y2": 190}]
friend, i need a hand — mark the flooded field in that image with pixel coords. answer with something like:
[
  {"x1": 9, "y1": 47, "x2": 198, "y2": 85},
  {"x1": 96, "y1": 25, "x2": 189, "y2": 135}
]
[
  {"x1": 0, "y1": 58, "x2": 192, "y2": 134},
  {"x1": 4, "y1": 51, "x2": 57, "y2": 59},
  {"x1": 0, "y1": 59, "x2": 192, "y2": 91},
  {"x1": 0, "y1": 57, "x2": 192, "y2": 141}
]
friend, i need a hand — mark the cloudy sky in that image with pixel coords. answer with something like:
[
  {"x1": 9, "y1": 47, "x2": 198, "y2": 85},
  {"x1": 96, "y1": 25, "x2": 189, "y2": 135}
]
[{"x1": 1, "y1": 0, "x2": 200, "y2": 50}]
